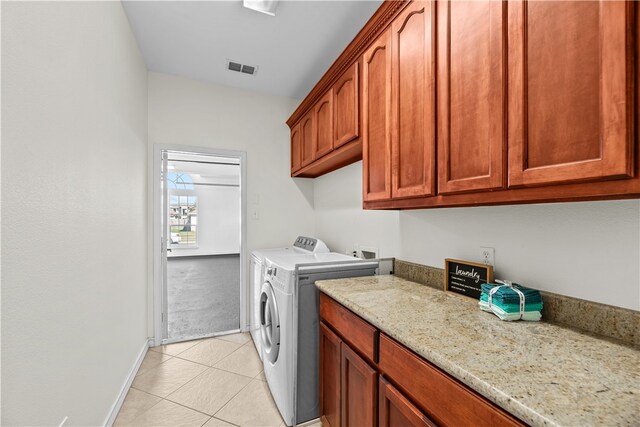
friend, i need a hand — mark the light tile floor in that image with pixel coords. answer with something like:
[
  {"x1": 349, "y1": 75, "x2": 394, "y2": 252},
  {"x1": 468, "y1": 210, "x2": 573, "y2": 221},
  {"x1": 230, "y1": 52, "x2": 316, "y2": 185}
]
[{"x1": 114, "y1": 333, "x2": 293, "y2": 427}]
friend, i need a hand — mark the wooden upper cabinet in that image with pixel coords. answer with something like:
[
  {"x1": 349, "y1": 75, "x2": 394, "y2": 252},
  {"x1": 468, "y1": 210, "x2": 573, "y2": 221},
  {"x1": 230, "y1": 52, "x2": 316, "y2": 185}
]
[
  {"x1": 300, "y1": 110, "x2": 315, "y2": 167},
  {"x1": 316, "y1": 89, "x2": 334, "y2": 158},
  {"x1": 320, "y1": 323, "x2": 342, "y2": 427},
  {"x1": 334, "y1": 62, "x2": 360, "y2": 149},
  {"x1": 341, "y1": 343, "x2": 377, "y2": 427},
  {"x1": 390, "y1": 1, "x2": 436, "y2": 199},
  {"x1": 508, "y1": 0, "x2": 634, "y2": 188},
  {"x1": 363, "y1": 29, "x2": 393, "y2": 202},
  {"x1": 437, "y1": 0, "x2": 506, "y2": 195},
  {"x1": 291, "y1": 123, "x2": 302, "y2": 174}
]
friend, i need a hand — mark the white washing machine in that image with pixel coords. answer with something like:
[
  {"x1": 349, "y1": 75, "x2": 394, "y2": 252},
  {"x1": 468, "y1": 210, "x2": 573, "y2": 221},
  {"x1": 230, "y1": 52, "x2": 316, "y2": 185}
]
[
  {"x1": 259, "y1": 253, "x2": 378, "y2": 426},
  {"x1": 250, "y1": 237, "x2": 329, "y2": 359}
]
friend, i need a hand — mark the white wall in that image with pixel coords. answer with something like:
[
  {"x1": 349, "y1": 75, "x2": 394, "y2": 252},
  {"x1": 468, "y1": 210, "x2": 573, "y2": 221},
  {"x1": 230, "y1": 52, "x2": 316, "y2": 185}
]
[
  {"x1": 1, "y1": 2, "x2": 148, "y2": 425},
  {"x1": 315, "y1": 162, "x2": 640, "y2": 311},
  {"x1": 169, "y1": 184, "x2": 241, "y2": 256},
  {"x1": 148, "y1": 72, "x2": 316, "y2": 334}
]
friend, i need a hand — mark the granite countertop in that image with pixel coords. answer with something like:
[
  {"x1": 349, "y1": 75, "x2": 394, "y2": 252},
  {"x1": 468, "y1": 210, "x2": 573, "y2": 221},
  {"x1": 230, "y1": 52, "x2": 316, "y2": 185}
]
[{"x1": 316, "y1": 275, "x2": 640, "y2": 427}]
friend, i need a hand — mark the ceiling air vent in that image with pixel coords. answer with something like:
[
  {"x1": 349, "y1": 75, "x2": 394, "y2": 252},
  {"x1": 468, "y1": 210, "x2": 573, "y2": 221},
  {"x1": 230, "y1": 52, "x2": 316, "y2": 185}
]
[{"x1": 226, "y1": 60, "x2": 258, "y2": 76}]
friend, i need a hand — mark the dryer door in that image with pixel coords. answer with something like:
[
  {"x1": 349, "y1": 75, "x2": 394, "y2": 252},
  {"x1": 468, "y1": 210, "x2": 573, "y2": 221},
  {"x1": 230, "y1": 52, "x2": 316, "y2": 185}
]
[{"x1": 260, "y1": 281, "x2": 280, "y2": 364}]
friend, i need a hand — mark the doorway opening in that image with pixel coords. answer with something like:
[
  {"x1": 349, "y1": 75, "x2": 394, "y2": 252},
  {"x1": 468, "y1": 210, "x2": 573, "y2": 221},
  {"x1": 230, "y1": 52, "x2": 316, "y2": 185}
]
[{"x1": 153, "y1": 146, "x2": 247, "y2": 345}]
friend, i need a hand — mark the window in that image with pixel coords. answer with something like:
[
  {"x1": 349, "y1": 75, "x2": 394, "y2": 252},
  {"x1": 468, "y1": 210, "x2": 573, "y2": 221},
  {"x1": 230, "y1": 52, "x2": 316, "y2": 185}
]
[
  {"x1": 167, "y1": 172, "x2": 194, "y2": 190},
  {"x1": 169, "y1": 195, "x2": 197, "y2": 247}
]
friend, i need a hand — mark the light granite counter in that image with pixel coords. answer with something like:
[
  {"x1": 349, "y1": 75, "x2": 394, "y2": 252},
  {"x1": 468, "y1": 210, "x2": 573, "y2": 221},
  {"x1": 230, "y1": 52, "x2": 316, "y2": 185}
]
[{"x1": 316, "y1": 275, "x2": 640, "y2": 427}]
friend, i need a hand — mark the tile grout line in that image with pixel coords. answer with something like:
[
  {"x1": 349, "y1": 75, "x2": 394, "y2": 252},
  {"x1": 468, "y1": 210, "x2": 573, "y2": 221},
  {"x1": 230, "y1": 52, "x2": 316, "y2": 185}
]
[
  {"x1": 163, "y1": 366, "x2": 260, "y2": 414},
  {"x1": 128, "y1": 381, "x2": 219, "y2": 421},
  {"x1": 135, "y1": 355, "x2": 175, "y2": 377},
  {"x1": 119, "y1": 394, "x2": 166, "y2": 426},
  {"x1": 148, "y1": 337, "x2": 204, "y2": 356},
  {"x1": 129, "y1": 373, "x2": 275, "y2": 426},
  {"x1": 211, "y1": 378, "x2": 268, "y2": 423},
  {"x1": 211, "y1": 416, "x2": 241, "y2": 427},
  {"x1": 129, "y1": 335, "x2": 263, "y2": 425},
  {"x1": 170, "y1": 352, "x2": 262, "y2": 381},
  {"x1": 162, "y1": 394, "x2": 220, "y2": 418},
  {"x1": 159, "y1": 369, "x2": 262, "y2": 422},
  {"x1": 162, "y1": 364, "x2": 214, "y2": 403},
  {"x1": 150, "y1": 334, "x2": 251, "y2": 356},
  {"x1": 134, "y1": 348, "x2": 260, "y2": 398},
  {"x1": 130, "y1": 357, "x2": 211, "y2": 401},
  {"x1": 119, "y1": 335, "x2": 257, "y2": 426}
]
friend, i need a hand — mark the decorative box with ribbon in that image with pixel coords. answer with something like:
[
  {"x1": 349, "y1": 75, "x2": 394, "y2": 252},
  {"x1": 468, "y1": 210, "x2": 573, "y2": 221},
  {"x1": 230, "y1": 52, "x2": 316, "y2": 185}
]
[{"x1": 478, "y1": 280, "x2": 543, "y2": 321}]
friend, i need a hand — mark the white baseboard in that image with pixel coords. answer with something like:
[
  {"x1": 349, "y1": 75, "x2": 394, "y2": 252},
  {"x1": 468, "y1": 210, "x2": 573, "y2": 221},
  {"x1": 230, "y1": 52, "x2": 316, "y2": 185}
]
[{"x1": 103, "y1": 339, "x2": 152, "y2": 427}]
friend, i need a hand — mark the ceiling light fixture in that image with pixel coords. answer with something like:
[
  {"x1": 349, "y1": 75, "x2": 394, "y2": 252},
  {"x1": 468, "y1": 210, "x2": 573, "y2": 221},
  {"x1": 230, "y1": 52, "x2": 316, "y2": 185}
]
[{"x1": 243, "y1": 0, "x2": 278, "y2": 16}]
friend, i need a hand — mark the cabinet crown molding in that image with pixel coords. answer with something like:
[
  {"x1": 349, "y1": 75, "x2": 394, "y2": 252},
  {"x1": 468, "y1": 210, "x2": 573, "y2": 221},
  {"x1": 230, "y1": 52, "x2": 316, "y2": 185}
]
[{"x1": 286, "y1": 0, "x2": 409, "y2": 128}]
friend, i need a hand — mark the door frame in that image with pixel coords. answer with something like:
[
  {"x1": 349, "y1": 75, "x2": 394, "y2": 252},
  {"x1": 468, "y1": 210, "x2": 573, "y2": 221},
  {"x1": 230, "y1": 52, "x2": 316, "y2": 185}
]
[{"x1": 153, "y1": 143, "x2": 248, "y2": 346}]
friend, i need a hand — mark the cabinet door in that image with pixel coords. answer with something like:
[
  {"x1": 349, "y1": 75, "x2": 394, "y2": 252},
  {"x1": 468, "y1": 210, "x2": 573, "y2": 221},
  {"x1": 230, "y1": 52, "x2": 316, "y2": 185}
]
[
  {"x1": 291, "y1": 122, "x2": 302, "y2": 174},
  {"x1": 362, "y1": 29, "x2": 392, "y2": 202},
  {"x1": 334, "y1": 62, "x2": 360, "y2": 148},
  {"x1": 390, "y1": 1, "x2": 436, "y2": 199},
  {"x1": 379, "y1": 377, "x2": 436, "y2": 427},
  {"x1": 341, "y1": 343, "x2": 377, "y2": 427},
  {"x1": 300, "y1": 110, "x2": 315, "y2": 167},
  {"x1": 316, "y1": 89, "x2": 334, "y2": 158},
  {"x1": 320, "y1": 323, "x2": 342, "y2": 427},
  {"x1": 437, "y1": 0, "x2": 506, "y2": 194},
  {"x1": 508, "y1": 0, "x2": 634, "y2": 187}
]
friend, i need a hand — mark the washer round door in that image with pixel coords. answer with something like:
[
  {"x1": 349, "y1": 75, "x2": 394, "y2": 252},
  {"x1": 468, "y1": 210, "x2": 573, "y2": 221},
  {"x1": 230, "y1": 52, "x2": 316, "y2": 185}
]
[{"x1": 260, "y1": 281, "x2": 280, "y2": 364}]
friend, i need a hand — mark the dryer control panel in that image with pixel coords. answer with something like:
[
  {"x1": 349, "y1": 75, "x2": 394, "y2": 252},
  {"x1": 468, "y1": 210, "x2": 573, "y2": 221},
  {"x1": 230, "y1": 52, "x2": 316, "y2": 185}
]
[{"x1": 293, "y1": 236, "x2": 329, "y2": 253}]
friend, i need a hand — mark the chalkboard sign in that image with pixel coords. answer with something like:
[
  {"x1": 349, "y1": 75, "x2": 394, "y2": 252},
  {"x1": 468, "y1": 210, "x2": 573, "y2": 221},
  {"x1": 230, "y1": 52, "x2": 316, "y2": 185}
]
[{"x1": 444, "y1": 259, "x2": 494, "y2": 299}]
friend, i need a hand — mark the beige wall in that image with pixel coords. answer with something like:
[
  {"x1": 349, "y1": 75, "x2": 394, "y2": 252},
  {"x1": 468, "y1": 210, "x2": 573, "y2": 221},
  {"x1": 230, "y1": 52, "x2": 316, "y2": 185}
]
[
  {"x1": 315, "y1": 162, "x2": 640, "y2": 311},
  {"x1": 1, "y1": 2, "x2": 148, "y2": 425}
]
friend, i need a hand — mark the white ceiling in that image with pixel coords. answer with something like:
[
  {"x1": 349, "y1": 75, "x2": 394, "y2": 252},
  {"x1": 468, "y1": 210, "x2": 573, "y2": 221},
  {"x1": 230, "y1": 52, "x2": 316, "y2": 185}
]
[{"x1": 122, "y1": 1, "x2": 383, "y2": 100}]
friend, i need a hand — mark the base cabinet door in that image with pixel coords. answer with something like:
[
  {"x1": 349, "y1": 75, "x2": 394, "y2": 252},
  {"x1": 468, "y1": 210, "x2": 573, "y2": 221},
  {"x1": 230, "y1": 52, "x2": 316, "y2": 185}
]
[
  {"x1": 379, "y1": 377, "x2": 436, "y2": 427},
  {"x1": 508, "y1": 0, "x2": 634, "y2": 188},
  {"x1": 320, "y1": 323, "x2": 342, "y2": 427},
  {"x1": 341, "y1": 343, "x2": 377, "y2": 427}
]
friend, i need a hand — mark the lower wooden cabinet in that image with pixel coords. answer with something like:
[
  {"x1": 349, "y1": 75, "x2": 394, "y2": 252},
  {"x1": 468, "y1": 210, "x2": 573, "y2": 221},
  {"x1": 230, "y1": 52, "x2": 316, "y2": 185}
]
[
  {"x1": 379, "y1": 377, "x2": 436, "y2": 427},
  {"x1": 320, "y1": 294, "x2": 525, "y2": 427},
  {"x1": 341, "y1": 343, "x2": 377, "y2": 427},
  {"x1": 320, "y1": 323, "x2": 342, "y2": 427},
  {"x1": 320, "y1": 321, "x2": 377, "y2": 427},
  {"x1": 378, "y1": 334, "x2": 522, "y2": 427}
]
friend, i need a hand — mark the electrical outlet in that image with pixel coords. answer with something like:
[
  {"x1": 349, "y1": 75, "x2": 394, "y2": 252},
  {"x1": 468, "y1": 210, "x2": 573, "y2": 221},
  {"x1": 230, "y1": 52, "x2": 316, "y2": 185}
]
[{"x1": 480, "y1": 247, "x2": 495, "y2": 267}]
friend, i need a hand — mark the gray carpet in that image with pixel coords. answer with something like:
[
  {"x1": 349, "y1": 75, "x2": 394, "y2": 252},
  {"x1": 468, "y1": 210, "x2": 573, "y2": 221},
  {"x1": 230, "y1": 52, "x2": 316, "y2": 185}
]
[{"x1": 167, "y1": 254, "x2": 240, "y2": 340}]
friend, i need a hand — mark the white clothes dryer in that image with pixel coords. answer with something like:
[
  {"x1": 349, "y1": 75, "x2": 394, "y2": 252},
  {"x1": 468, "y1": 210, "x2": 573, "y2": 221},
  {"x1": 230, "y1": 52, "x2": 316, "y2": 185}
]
[
  {"x1": 260, "y1": 253, "x2": 378, "y2": 426},
  {"x1": 250, "y1": 237, "x2": 329, "y2": 359}
]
